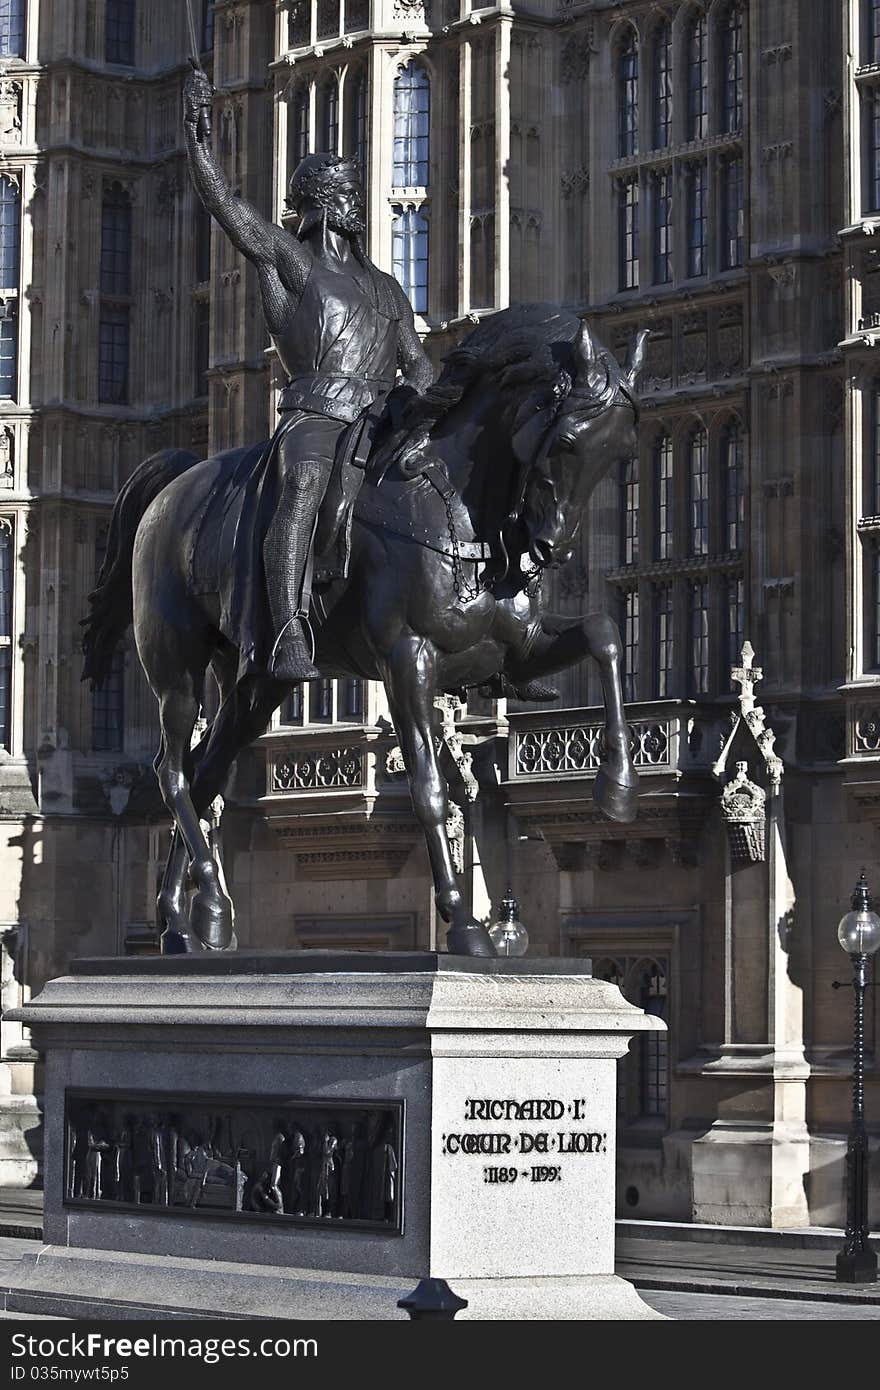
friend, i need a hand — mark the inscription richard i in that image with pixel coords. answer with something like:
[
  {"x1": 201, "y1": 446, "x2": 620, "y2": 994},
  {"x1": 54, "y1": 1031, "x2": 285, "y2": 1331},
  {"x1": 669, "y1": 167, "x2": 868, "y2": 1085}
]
[{"x1": 440, "y1": 1098, "x2": 607, "y2": 1186}]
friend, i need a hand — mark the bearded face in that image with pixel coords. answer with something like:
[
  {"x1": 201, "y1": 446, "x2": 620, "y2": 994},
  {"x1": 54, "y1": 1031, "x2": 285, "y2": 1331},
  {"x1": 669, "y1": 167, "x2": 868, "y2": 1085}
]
[{"x1": 324, "y1": 197, "x2": 366, "y2": 236}]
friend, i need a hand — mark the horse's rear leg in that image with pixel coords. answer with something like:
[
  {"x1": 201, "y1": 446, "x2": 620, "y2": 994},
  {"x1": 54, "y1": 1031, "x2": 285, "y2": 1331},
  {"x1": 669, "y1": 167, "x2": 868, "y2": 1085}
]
[
  {"x1": 158, "y1": 674, "x2": 285, "y2": 952},
  {"x1": 155, "y1": 685, "x2": 234, "y2": 951},
  {"x1": 190, "y1": 675, "x2": 285, "y2": 812}
]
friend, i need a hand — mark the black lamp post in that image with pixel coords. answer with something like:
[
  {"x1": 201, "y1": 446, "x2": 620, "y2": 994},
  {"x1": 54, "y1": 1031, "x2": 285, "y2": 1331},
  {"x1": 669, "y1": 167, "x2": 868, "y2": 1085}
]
[{"x1": 833, "y1": 872, "x2": 880, "y2": 1283}]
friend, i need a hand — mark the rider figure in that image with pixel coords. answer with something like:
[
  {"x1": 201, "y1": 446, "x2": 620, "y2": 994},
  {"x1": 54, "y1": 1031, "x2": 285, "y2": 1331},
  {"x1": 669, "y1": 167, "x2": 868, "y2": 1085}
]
[{"x1": 183, "y1": 67, "x2": 433, "y2": 683}]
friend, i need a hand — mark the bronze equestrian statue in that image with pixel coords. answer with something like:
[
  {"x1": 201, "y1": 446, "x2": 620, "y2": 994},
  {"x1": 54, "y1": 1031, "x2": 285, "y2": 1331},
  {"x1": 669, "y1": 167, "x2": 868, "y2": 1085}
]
[{"x1": 82, "y1": 72, "x2": 647, "y2": 959}]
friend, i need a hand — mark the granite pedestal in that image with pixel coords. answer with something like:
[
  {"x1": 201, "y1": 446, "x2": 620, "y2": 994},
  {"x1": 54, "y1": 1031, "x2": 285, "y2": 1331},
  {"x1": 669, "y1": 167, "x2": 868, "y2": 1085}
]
[{"x1": 6, "y1": 953, "x2": 664, "y2": 1320}]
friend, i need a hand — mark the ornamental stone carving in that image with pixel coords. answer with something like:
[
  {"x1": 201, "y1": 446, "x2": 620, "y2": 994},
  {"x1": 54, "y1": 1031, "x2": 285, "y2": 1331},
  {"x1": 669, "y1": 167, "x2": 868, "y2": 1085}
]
[
  {"x1": 719, "y1": 761, "x2": 766, "y2": 864},
  {"x1": 712, "y1": 643, "x2": 784, "y2": 865},
  {"x1": 0, "y1": 75, "x2": 22, "y2": 146},
  {"x1": 561, "y1": 167, "x2": 589, "y2": 199},
  {"x1": 515, "y1": 718, "x2": 672, "y2": 777},
  {"x1": 560, "y1": 31, "x2": 595, "y2": 83},
  {"x1": 853, "y1": 708, "x2": 880, "y2": 755},
  {"x1": 272, "y1": 747, "x2": 364, "y2": 792}
]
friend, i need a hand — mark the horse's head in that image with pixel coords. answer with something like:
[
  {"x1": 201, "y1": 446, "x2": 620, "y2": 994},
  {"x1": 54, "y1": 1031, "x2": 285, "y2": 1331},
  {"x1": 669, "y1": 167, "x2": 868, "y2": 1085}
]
[{"x1": 510, "y1": 322, "x2": 647, "y2": 570}]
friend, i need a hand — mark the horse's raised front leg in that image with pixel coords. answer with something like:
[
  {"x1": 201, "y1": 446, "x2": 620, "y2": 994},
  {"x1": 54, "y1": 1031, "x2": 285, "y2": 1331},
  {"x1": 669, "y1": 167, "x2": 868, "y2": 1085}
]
[
  {"x1": 509, "y1": 611, "x2": 639, "y2": 823},
  {"x1": 383, "y1": 634, "x2": 495, "y2": 957}
]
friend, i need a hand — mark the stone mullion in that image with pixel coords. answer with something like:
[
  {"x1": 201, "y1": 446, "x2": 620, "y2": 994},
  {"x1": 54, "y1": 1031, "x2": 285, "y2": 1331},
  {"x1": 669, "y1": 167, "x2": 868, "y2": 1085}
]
[
  {"x1": 458, "y1": 39, "x2": 471, "y2": 315},
  {"x1": 307, "y1": 74, "x2": 317, "y2": 154},
  {"x1": 273, "y1": 74, "x2": 290, "y2": 226},
  {"x1": 494, "y1": 19, "x2": 510, "y2": 310},
  {"x1": 337, "y1": 64, "x2": 348, "y2": 160},
  {"x1": 845, "y1": 368, "x2": 866, "y2": 681}
]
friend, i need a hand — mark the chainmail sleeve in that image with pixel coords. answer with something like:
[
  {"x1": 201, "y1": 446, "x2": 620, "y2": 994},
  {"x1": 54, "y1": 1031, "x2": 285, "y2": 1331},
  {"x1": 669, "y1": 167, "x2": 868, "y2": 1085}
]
[{"x1": 184, "y1": 118, "x2": 309, "y2": 300}]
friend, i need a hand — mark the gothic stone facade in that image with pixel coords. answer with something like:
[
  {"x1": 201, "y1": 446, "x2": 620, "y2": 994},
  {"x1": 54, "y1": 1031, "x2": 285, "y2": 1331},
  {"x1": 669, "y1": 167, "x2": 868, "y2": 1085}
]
[{"x1": 0, "y1": 0, "x2": 877, "y2": 1227}]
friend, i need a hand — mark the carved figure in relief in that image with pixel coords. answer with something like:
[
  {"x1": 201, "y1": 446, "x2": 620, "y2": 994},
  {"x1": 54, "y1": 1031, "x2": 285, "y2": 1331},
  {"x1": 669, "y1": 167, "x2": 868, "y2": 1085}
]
[
  {"x1": 149, "y1": 1117, "x2": 170, "y2": 1206},
  {"x1": 250, "y1": 1168, "x2": 285, "y2": 1214},
  {"x1": 283, "y1": 1127, "x2": 309, "y2": 1215},
  {"x1": 313, "y1": 1130, "x2": 340, "y2": 1218},
  {"x1": 111, "y1": 1122, "x2": 134, "y2": 1203},
  {"x1": 84, "y1": 1128, "x2": 110, "y2": 1201}
]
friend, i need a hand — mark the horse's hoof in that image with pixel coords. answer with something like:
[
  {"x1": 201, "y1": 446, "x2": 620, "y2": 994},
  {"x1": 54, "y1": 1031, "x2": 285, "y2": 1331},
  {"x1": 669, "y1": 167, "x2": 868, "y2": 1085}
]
[
  {"x1": 160, "y1": 929, "x2": 193, "y2": 955},
  {"x1": 593, "y1": 765, "x2": 639, "y2": 824},
  {"x1": 446, "y1": 923, "x2": 497, "y2": 958},
  {"x1": 190, "y1": 892, "x2": 235, "y2": 951},
  {"x1": 199, "y1": 930, "x2": 239, "y2": 953}
]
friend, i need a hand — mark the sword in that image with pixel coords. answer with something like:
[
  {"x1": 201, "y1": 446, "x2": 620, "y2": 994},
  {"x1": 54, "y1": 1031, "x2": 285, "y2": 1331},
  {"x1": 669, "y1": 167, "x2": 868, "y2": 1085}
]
[{"x1": 184, "y1": 0, "x2": 212, "y2": 139}]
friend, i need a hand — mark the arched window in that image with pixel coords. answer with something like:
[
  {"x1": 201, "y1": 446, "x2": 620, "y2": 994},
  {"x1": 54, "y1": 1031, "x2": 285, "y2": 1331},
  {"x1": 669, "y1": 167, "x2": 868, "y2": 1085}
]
[
  {"x1": 346, "y1": 68, "x2": 368, "y2": 179},
  {"x1": 869, "y1": 89, "x2": 880, "y2": 212},
  {"x1": 316, "y1": 0, "x2": 340, "y2": 40},
  {"x1": 687, "y1": 579, "x2": 709, "y2": 694},
  {"x1": 620, "y1": 456, "x2": 639, "y2": 565},
  {"x1": 618, "y1": 176, "x2": 639, "y2": 290},
  {"x1": 652, "y1": 168, "x2": 672, "y2": 284},
  {"x1": 727, "y1": 574, "x2": 744, "y2": 671},
  {"x1": 0, "y1": 177, "x2": 20, "y2": 401},
  {"x1": 654, "y1": 433, "x2": 673, "y2": 559},
  {"x1": 392, "y1": 62, "x2": 430, "y2": 188},
  {"x1": 288, "y1": 1, "x2": 310, "y2": 48},
  {"x1": 688, "y1": 425, "x2": 708, "y2": 555},
  {"x1": 0, "y1": 0, "x2": 25, "y2": 59},
  {"x1": 686, "y1": 160, "x2": 707, "y2": 276},
  {"x1": 653, "y1": 582, "x2": 674, "y2": 698},
  {"x1": 100, "y1": 183, "x2": 132, "y2": 297},
  {"x1": 722, "y1": 154, "x2": 744, "y2": 268},
  {"x1": 0, "y1": 306, "x2": 16, "y2": 399},
  {"x1": 392, "y1": 206, "x2": 428, "y2": 313},
  {"x1": 686, "y1": 10, "x2": 708, "y2": 140},
  {"x1": 0, "y1": 175, "x2": 20, "y2": 290},
  {"x1": 868, "y1": 0, "x2": 880, "y2": 65},
  {"x1": 201, "y1": 0, "x2": 214, "y2": 52},
  {"x1": 621, "y1": 589, "x2": 639, "y2": 701},
  {"x1": 617, "y1": 28, "x2": 639, "y2": 158},
  {"x1": 291, "y1": 86, "x2": 310, "y2": 165},
  {"x1": 722, "y1": 420, "x2": 744, "y2": 551},
  {"x1": 722, "y1": 4, "x2": 744, "y2": 132},
  {"x1": 105, "y1": 0, "x2": 135, "y2": 67},
  {"x1": 320, "y1": 78, "x2": 339, "y2": 155},
  {"x1": 652, "y1": 20, "x2": 672, "y2": 149},
  {"x1": 633, "y1": 960, "x2": 668, "y2": 1119},
  {"x1": 0, "y1": 519, "x2": 11, "y2": 750}
]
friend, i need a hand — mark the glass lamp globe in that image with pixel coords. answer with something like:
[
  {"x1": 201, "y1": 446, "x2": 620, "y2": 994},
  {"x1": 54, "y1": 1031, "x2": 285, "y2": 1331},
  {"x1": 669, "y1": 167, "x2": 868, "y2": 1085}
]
[
  {"x1": 837, "y1": 872, "x2": 880, "y2": 957},
  {"x1": 488, "y1": 894, "x2": 529, "y2": 958}
]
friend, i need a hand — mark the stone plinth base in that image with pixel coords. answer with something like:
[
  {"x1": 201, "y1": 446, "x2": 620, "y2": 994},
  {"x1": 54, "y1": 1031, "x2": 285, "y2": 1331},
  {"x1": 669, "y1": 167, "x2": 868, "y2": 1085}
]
[
  {"x1": 0, "y1": 1245, "x2": 655, "y2": 1321},
  {"x1": 9, "y1": 952, "x2": 665, "y2": 1321}
]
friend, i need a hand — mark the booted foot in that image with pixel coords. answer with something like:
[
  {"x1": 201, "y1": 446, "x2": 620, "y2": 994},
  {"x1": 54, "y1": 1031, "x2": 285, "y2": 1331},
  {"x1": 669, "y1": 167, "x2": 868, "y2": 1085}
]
[
  {"x1": 477, "y1": 673, "x2": 559, "y2": 703},
  {"x1": 446, "y1": 923, "x2": 497, "y2": 957},
  {"x1": 270, "y1": 623, "x2": 320, "y2": 683}
]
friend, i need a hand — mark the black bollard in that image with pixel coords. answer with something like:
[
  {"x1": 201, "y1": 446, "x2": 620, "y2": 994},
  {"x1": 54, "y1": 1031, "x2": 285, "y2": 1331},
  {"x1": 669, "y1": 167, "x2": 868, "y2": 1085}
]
[{"x1": 398, "y1": 1277, "x2": 468, "y2": 1320}]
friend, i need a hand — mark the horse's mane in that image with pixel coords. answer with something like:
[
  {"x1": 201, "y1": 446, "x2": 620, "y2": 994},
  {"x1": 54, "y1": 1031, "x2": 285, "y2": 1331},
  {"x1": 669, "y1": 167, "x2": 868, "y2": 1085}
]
[{"x1": 401, "y1": 302, "x2": 625, "y2": 436}]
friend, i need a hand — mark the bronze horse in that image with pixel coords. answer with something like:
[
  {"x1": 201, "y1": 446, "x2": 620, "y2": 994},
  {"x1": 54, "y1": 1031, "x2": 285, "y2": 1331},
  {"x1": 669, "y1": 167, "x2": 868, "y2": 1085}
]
[{"x1": 83, "y1": 304, "x2": 646, "y2": 957}]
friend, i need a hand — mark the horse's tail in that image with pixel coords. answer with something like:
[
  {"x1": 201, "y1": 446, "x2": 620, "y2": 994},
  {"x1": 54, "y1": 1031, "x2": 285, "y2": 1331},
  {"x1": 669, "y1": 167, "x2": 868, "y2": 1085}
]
[{"x1": 81, "y1": 448, "x2": 199, "y2": 688}]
